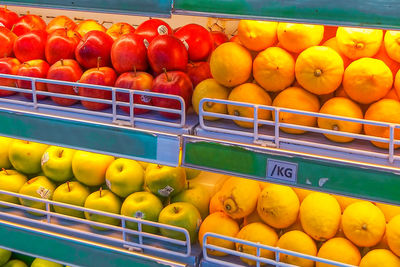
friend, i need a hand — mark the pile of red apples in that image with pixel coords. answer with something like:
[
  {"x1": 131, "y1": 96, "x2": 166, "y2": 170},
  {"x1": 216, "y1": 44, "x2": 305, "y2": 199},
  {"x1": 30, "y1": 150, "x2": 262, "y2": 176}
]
[{"x1": 0, "y1": 8, "x2": 230, "y2": 118}]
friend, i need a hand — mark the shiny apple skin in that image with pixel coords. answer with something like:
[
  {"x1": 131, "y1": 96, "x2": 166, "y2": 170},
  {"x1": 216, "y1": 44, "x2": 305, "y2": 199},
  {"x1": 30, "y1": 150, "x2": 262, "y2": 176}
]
[
  {"x1": 78, "y1": 67, "x2": 117, "y2": 111},
  {"x1": 0, "y1": 8, "x2": 19, "y2": 30},
  {"x1": 175, "y1": 24, "x2": 213, "y2": 61},
  {"x1": 75, "y1": 19, "x2": 106, "y2": 37},
  {"x1": 46, "y1": 16, "x2": 77, "y2": 34},
  {"x1": 0, "y1": 57, "x2": 20, "y2": 96},
  {"x1": 210, "y1": 31, "x2": 228, "y2": 49},
  {"x1": 115, "y1": 71, "x2": 153, "y2": 115},
  {"x1": 111, "y1": 33, "x2": 148, "y2": 74},
  {"x1": 135, "y1": 19, "x2": 172, "y2": 44},
  {"x1": 12, "y1": 14, "x2": 46, "y2": 36},
  {"x1": 106, "y1": 22, "x2": 135, "y2": 41},
  {"x1": 16, "y1": 59, "x2": 49, "y2": 100},
  {"x1": 47, "y1": 59, "x2": 83, "y2": 106},
  {"x1": 186, "y1": 61, "x2": 212, "y2": 88},
  {"x1": 151, "y1": 71, "x2": 193, "y2": 119},
  {"x1": 147, "y1": 35, "x2": 188, "y2": 74},
  {"x1": 14, "y1": 30, "x2": 47, "y2": 62},
  {"x1": 0, "y1": 27, "x2": 17, "y2": 57},
  {"x1": 45, "y1": 29, "x2": 81, "y2": 65},
  {"x1": 75, "y1": 30, "x2": 114, "y2": 69}
]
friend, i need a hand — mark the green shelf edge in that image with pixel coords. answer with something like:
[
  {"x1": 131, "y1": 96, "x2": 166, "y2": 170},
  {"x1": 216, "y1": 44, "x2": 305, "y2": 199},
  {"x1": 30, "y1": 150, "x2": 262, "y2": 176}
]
[{"x1": 184, "y1": 140, "x2": 400, "y2": 205}]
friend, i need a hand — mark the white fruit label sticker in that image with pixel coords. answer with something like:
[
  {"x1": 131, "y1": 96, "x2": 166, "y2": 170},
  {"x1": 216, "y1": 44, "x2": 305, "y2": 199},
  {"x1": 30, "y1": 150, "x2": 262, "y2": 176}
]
[
  {"x1": 0, "y1": 23, "x2": 5, "y2": 28},
  {"x1": 157, "y1": 25, "x2": 168, "y2": 35},
  {"x1": 134, "y1": 211, "x2": 144, "y2": 219},
  {"x1": 182, "y1": 39, "x2": 189, "y2": 51},
  {"x1": 37, "y1": 186, "x2": 51, "y2": 199},
  {"x1": 158, "y1": 185, "x2": 174, "y2": 197},
  {"x1": 143, "y1": 39, "x2": 150, "y2": 48},
  {"x1": 73, "y1": 80, "x2": 79, "y2": 94},
  {"x1": 105, "y1": 179, "x2": 112, "y2": 190},
  {"x1": 140, "y1": 90, "x2": 151, "y2": 103},
  {"x1": 266, "y1": 159, "x2": 298, "y2": 183},
  {"x1": 41, "y1": 152, "x2": 49, "y2": 166}
]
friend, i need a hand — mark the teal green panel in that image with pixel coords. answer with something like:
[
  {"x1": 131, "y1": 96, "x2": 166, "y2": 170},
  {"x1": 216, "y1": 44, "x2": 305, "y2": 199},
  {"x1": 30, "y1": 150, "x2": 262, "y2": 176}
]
[
  {"x1": 184, "y1": 141, "x2": 400, "y2": 205},
  {"x1": 3, "y1": 0, "x2": 172, "y2": 16},
  {"x1": 0, "y1": 109, "x2": 157, "y2": 160},
  {"x1": 0, "y1": 221, "x2": 170, "y2": 267},
  {"x1": 175, "y1": 0, "x2": 400, "y2": 28}
]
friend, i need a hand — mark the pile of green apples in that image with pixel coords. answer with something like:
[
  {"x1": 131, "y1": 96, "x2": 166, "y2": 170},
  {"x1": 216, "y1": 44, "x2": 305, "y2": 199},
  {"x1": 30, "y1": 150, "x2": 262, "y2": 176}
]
[
  {"x1": 0, "y1": 136, "x2": 210, "y2": 244},
  {"x1": 0, "y1": 248, "x2": 65, "y2": 267}
]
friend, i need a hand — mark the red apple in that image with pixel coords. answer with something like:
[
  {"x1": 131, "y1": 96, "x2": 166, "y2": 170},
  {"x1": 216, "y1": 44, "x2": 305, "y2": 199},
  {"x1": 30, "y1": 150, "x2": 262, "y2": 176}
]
[
  {"x1": 230, "y1": 34, "x2": 242, "y2": 45},
  {"x1": 17, "y1": 59, "x2": 49, "y2": 100},
  {"x1": 12, "y1": 14, "x2": 46, "y2": 36},
  {"x1": 75, "y1": 30, "x2": 114, "y2": 69},
  {"x1": 147, "y1": 35, "x2": 188, "y2": 74},
  {"x1": 0, "y1": 7, "x2": 18, "y2": 30},
  {"x1": 151, "y1": 70, "x2": 193, "y2": 119},
  {"x1": 106, "y1": 22, "x2": 135, "y2": 41},
  {"x1": 14, "y1": 30, "x2": 47, "y2": 62},
  {"x1": 186, "y1": 61, "x2": 212, "y2": 88},
  {"x1": 0, "y1": 27, "x2": 17, "y2": 57},
  {"x1": 210, "y1": 31, "x2": 228, "y2": 48},
  {"x1": 47, "y1": 59, "x2": 83, "y2": 106},
  {"x1": 135, "y1": 19, "x2": 172, "y2": 45},
  {"x1": 75, "y1": 19, "x2": 106, "y2": 37},
  {"x1": 78, "y1": 66, "x2": 117, "y2": 111},
  {"x1": 46, "y1": 16, "x2": 77, "y2": 34},
  {"x1": 115, "y1": 71, "x2": 153, "y2": 114},
  {"x1": 0, "y1": 57, "x2": 20, "y2": 96},
  {"x1": 111, "y1": 33, "x2": 147, "y2": 74},
  {"x1": 175, "y1": 24, "x2": 213, "y2": 61},
  {"x1": 45, "y1": 28, "x2": 80, "y2": 65}
]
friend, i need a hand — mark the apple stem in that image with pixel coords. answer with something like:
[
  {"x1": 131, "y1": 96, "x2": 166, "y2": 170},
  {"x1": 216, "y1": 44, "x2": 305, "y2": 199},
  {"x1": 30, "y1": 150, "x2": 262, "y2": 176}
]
[
  {"x1": 74, "y1": 32, "x2": 83, "y2": 41},
  {"x1": 10, "y1": 24, "x2": 15, "y2": 32},
  {"x1": 67, "y1": 181, "x2": 71, "y2": 192},
  {"x1": 189, "y1": 60, "x2": 195, "y2": 67},
  {"x1": 1, "y1": 168, "x2": 8, "y2": 175},
  {"x1": 119, "y1": 24, "x2": 124, "y2": 35},
  {"x1": 187, "y1": 181, "x2": 190, "y2": 190},
  {"x1": 163, "y1": 68, "x2": 171, "y2": 82},
  {"x1": 97, "y1": 57, "x2": 101, "y2": 70},
  {"x1": 99, "y1": 187, "x2": 102, "y2": 197},
  {"x1": 133, "y1": 65, "x2": 137, "y2": 77},
  {"x1": 23, "y1": 62, "x2": 31, "y2": 67},
  {"x1": 24, "y1": 140, "x2": 29, "y2": 144},
  {"x1": 59, "y1": 149, "x2": 64, "y2": 158},
  {"x1": 173, "y1": 206, "x2": 180, "y2": 214},
  {"x1": 60, "y1": 59, "x2": 64, "y2": 66},
  {"x1": 157, "y1": 164, "x2": 162, "y2": 169}
]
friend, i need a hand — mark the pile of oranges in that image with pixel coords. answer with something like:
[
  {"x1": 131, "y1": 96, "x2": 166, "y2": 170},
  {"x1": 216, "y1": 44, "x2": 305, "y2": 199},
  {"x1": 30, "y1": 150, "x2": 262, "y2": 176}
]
[{"x1": 192, "y1": 20, "x2": 400, "y2": 149}]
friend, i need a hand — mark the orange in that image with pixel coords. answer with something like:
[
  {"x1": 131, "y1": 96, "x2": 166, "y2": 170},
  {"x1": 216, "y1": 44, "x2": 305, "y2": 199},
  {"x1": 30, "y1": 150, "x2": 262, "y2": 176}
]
[
  {"x1": 253, "y1": 47, "x2": 295, "y2": 92},
  {"x1": 292, "y1": 187, "x2": 313, "y2": 203},
  {"x1": 277, "y1": 22, "x2": 324, "y2": 53},
  {"x1": 237, "y1": 20, "x2": 278, "y2": 51},
  {"x1": 360, "y1": 249, "x2": 400, "y2": 267},
  {"x1": 336, "y1": 27, "x2": 383, "y2": 59},
  {"x1": 295, "y1": 46, "x2": 344, "y2": 95},
  {"x1": 272, "y1": 87, "x2": 320, "y2": 134},
  {"x1": 343, "y1": 58, "x2": 393, "y2": 104},
  {"x1": 384, "y1": 30, "x2": 400, "y2": 63},
  {"x1": 318, "y1": 97, "x2": 363, "y2": 143},
  {"x1": 209, "y1": 191, "x2": 224, "y2": 214},
  {"x1": 334, "y1": 86, "x2": 348, "y2": 98},
  {"x1": 364, "y1": 99, "x2": 400, "y2": 149},
  {"x1": 374, "y1": 44, "x2": 400, "y2": 77},
  {"x1": 387, "y1": 215, "x2": 400, "y2": 257},
  {"x1": 334, "y1": 194, "x2": 362, "y2": 213},
  {"x1": 243, "y1": 209, "x2": 263, "y2": 226},
  {"x1": 316, "y1": 237, "x2": 361, "y2": 267},
  {"x1": 321, "y1": 25, "x2": 338, "y2": 43},
  {"x1": 385, "y1": 88, "x2": 400, "y2": 101},
  {"x1": 198, "y1": 212, "x2": 240, "y2": 256},
  {"x1": 394, "y1": 69, "x2": 400, "y2": 97},
  {"x1": 376, "y1": 202, "x2": 400, "y2": 223},
  {"x1": 318, "y1": 92, "x2": 335, "y2": 105},
  {"x1": 323, "y1": 37, "x2": 351, "y2": 68},
  {"x1": 210, "y1": 42, "x2": 252, "y2": 87},
  {"x1": 342, "y1": 201, "x2": 386, "y2": 247},
  {"x1": 227, "y1": 83, "x2": 272, "y2": 128}
]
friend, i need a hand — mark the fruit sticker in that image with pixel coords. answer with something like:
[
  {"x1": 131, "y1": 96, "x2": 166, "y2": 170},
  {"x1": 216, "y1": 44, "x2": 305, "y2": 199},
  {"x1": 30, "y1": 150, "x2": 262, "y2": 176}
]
[
  {"x1": 182, "y1": 39, "x2": 189, "y2": 51},
  {"x1": 0, "y1": 23, "x2": 4, "y2": 28},
  {"x1": 157, "y1": 25, "x2": 168, "y2": 35},
  {"x1": 140, "y1": 92, "x2": 151, "y2": 104},
  {"x1": 134, "y1": 210, "x2": 144, "y2": 219},
  {"x1": 143, "y1": 39, "x2": 150, "y2": 49},
  {"x1": 36, "y1": 186, "x2": 51, "y2": 199},
  {"x1": 105, "y1": 179, "x2": 112, "y2": 190},
  {"x1": 41, "y1": 152, "x2": 49, "y2": 166},
  {"x1": 158, "y1": 185, "x2": 174, "y2": 197}
]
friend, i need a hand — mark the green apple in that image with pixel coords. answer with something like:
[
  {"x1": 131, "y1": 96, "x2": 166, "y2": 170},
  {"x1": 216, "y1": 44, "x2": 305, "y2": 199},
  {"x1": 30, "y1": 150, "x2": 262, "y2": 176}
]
[
  {"x1": 84, "y1": 188, "x2": 121, "y2": 230},
  {"x1": 53, "y1": 181, "x2": 90, "y2": 218},
  {"x1": 0, "y1": 169, "x2": 27, "y2": 207},
  {"x1": 0, "y1": 136, "x2": 13, "y2": 169},
  {"x1": 184, "y1": 168, "x2": 201, "y2": 180},
  {"x1": 121, "y1": 191, "x2": 163, "y2": 234},
  {"x1": 171, "y1": 182, "x2": 210, "y2": 219},
  {"x1": 0, "y1": 248, "x2": 12, "y2": 265},
  {"x1": 137, "y1": 161, "x2": 148, "y2": 170},
  {"x1": 2, "y1": 259, "x2": 27, "y2": 267},
  {"x1": 18, "y1": 176, "x2": 55, "y2": 216},
  {"x1": 31, "y1": 258, "x2": 63, "y2": 267},
  {"x1": 145, "y1": 164, "x2": 186, "y2": 198},
  {"x1": 41, "y1": 146, "x2": 76, "y2": 182},
  {"x1": 105, "y1": 158, "x2": 144, "y2": 198},
  {"x1": 8, "y1": 140, "x2": 48, "y2": 174},
  {"x1": 158, "y1": 202, "x2": 202, "y2": 244},
  {"x1": 72, "y1": 151, "x2": 114, "y2": 186}
]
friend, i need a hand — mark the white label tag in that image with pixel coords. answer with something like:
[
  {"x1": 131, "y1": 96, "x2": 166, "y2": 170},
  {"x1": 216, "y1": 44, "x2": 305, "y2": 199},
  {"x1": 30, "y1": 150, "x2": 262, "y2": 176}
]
[
  {"x1": 41, "y1": 152, "x2": 49, "y2": 166},
  {"x1": 266, "y1": 159, "x2": 298, "y2": 183},
  {"x1": 0, "y1": 22, "x2": 5, "y2": 28},
  {"x1": 134, "y1": 210, "x2": 144, "y2": 219},
  {"x1": 36, "y1": 186, "x2": 51, "y2": 199},
  {"x1": 182, "y1": 39, "x2": 189, "y2": 51},
  {"x1": 158, "y1": 185, "x2": 174, "y2": 197},
  {"x1": 143, "y1": 39, "x2": 150, "y2": 48},
  {"x1": 105, "y1": 179, "x2": 112, "y2": 190},
  {"x1": 157, "y1": 25, "x2": 168, "y2": 35},
  {"x1": 140, "y1": 93, "x2": 151, "y2": 103}
]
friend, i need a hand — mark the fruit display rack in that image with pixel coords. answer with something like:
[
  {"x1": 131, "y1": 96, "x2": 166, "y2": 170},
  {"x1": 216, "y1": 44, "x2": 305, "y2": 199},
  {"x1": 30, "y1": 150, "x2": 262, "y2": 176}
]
[{"x1": 1, "y1": 0, "x2": 400, "y2": 267}]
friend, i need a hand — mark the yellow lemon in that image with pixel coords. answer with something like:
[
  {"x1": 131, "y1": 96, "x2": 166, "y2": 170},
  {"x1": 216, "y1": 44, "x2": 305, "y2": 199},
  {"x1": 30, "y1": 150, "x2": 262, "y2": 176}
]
[
  {"x1": 360, "y1": 249, "x2": 400, "y2": 267},
  {"x1": 277, "y1": 230, "x2": 317, "y2": 267},
  {"x1": 387, "y1": 215, "x2": 400, "y2": 257},
  {"x1": 374, "y1": 43, "x2": 400, "y2": 77},
  {"x1": 210, "y1": 42, "x2": 252, "y2": 87},
  {"x1": 295, "y1": 46, "x2": 344, "y2": 95},
  {"x1": 237, "y1": 20, "x2": 278, "y2": 51},
  {"x1": 323, "y1": 37, "x2": 351, "y2": 68},
  {"x1": 316, "y1": 237, "x2": 361, "y2": 267},
  {"x1": 253, "y1": 47, "x2": 295, "y2": 92},
  {"x1": 300, "y1": 192, "x2": 341, "y2": 241},
  {"x1": 209, "y1": 191, "x2": 224, "y2": 214},
  {"x1": 385, "y1": 30, "x2": 400, "y2": 63},
  {"x1": 283, "y1": 216, "x2": 304, "y2": 233},
  {"x1": 228, "y1": 83, "x2": 272, "y2": 128},
  {"x1": 192, "y1": 78, "x2": 230, "y2": 121},
  {"x1": 277, "y1": 22, "x2": 324, "y2": 53},
  {"x1": 342, "y1": 201, "x2": 386, "y2": 247},
  {"x1": 376, "y1": 202, "x2": 400, "y2": 223},
  {"x1": 334, "y1": 194, "x2": 362, "y2": 213},
  {"x1": 236, "y1": 222, "x2": 278, "y2": 266}
]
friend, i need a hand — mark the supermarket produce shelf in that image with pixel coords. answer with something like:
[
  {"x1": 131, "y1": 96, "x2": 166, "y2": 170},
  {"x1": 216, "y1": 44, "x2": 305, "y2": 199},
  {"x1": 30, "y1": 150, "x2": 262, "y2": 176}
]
[{"x1": 0, "y1": 190, "x2": 201, "y2": 267}]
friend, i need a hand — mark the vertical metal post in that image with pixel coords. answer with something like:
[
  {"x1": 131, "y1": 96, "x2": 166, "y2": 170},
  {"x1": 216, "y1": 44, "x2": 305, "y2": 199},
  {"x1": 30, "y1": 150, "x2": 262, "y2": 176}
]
[{"x1": 274, "y1": 108, "x2": 280, "y2": 148}]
